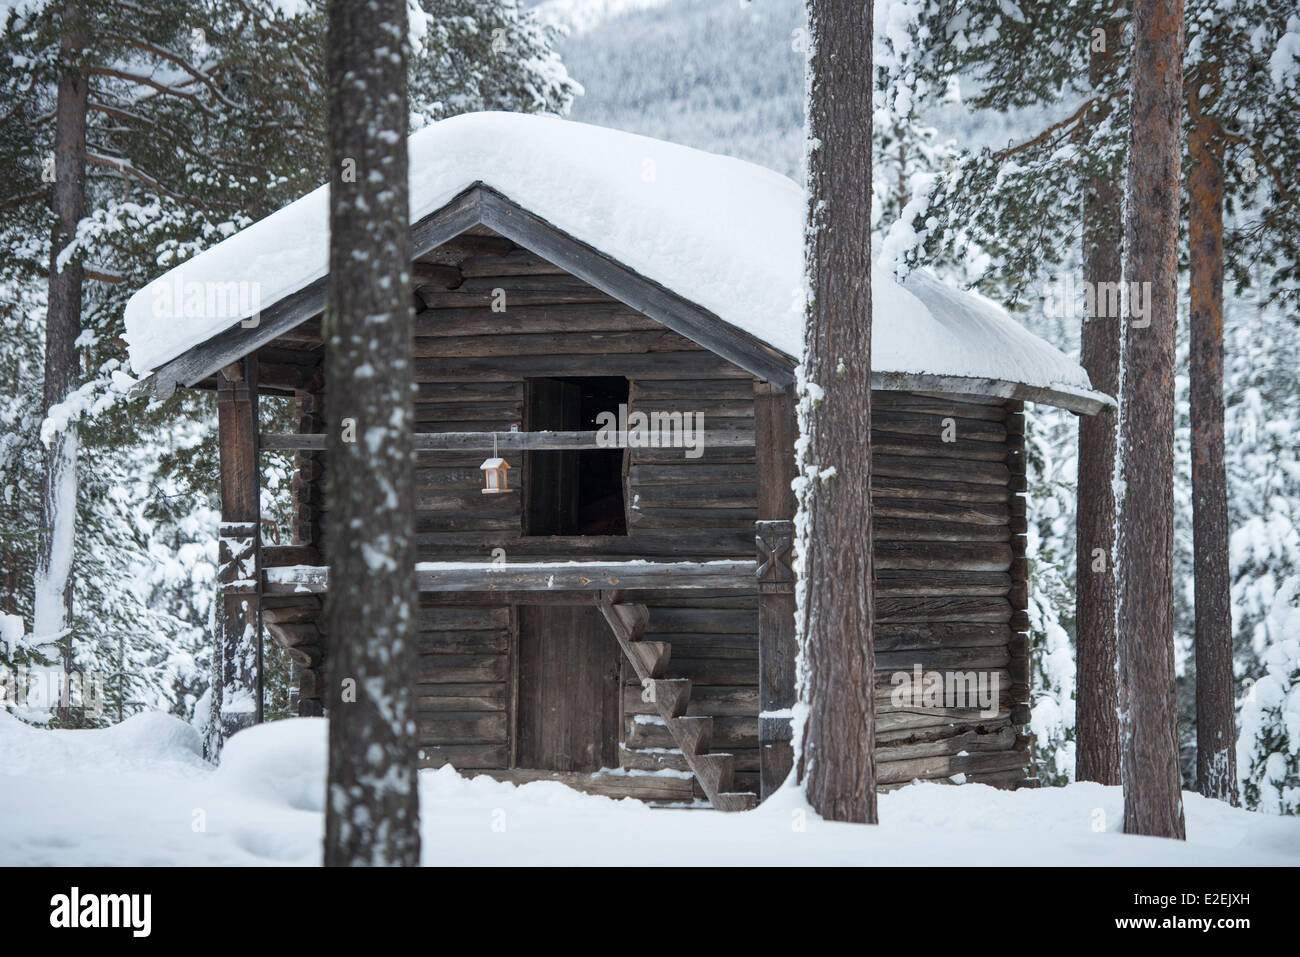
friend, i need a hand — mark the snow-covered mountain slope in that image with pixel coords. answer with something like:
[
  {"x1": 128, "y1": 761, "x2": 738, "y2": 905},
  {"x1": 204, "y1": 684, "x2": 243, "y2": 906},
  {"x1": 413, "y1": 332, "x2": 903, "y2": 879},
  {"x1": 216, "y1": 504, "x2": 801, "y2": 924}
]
[
  {"x1": 555, "y1": 0, "x2": 807, "y2": 177},
  {"x1": 551, "y1": 0, "x2": 1061, "y2": 179}
]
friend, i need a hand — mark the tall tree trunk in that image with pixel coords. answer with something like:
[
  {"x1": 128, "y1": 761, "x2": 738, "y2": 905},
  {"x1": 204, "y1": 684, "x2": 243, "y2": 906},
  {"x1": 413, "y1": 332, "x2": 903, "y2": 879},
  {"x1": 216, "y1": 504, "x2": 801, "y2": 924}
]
[
  {"x1": 34, "y1": 1, "x2": 88, "y2": 723},
  {"x1": 1187, "y1": 65, "x2": 1238, "y2": 806},
  {"x1": 1075, "y1": 19, "x2": 1124, "y2": 786},
  {"x1": 795, "y1": 0, "x2": 876, "y2": 823},
  {"x1": 1115, "y1": 0, "x2": 1186, "y2": 839},
  {"x1": 322, "y1": 0, "x2": 421, "y2": 866}
]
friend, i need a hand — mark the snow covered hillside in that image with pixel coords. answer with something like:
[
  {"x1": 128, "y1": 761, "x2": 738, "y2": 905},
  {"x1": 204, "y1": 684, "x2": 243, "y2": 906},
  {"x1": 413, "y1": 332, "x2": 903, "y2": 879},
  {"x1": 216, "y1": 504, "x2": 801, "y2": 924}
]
[{"x1": 1, "y1": 714, "x2": 1295, "y2": 866}]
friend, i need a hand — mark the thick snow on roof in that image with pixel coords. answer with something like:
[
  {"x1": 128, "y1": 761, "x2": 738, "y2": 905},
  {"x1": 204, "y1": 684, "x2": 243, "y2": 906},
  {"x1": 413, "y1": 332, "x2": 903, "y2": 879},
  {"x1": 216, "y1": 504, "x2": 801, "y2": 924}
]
[{"x1": 124, "y1": 111, "x2": 1101, "y2": 406}]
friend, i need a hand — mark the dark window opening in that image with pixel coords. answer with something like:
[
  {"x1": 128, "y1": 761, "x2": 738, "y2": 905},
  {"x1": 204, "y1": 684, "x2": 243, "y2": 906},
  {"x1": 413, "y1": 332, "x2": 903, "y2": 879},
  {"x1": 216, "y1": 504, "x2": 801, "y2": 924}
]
[{"x1": 525, "y1": 376, "x2": 628, "y2": 536}]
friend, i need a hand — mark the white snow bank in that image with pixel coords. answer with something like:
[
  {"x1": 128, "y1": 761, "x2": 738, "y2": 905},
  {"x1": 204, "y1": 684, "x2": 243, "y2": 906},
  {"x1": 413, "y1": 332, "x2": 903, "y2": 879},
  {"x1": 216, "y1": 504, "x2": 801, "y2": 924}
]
[
  {"x1": 0, "y1": 709, "x2": 205, "y2": 776},
  {"x1": 123, "y1": 112, "x2": 1103, "y2": 408},
  {"x1": 212, "y1": 717, "x2": 327, "y2": 812},
  {"x1": 2, "y1": 715, "x2": 1298, "y2": 866}
]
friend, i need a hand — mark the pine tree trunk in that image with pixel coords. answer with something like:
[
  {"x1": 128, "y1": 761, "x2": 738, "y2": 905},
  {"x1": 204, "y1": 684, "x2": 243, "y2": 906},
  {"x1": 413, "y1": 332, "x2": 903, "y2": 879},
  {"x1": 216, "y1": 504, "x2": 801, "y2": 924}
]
[
  {"x1": 1116, "y1": 0, "x2": 1186, "y2": 839},
  {"x1": 795, "y1": 0, "x2": 876, "y2": 824},
  {"x1": 322, "y1": 0, "x2": 421, "y2": 867},
  {"x1": 34, "y1": 2, "x2": 87, "y2": 723},
  {"x1": 1187, "y1": 68, "x2": 1238, "y2": 806},
  {"x1": 1075, "y1": 20, "x2": 1123, "y2": 786}
]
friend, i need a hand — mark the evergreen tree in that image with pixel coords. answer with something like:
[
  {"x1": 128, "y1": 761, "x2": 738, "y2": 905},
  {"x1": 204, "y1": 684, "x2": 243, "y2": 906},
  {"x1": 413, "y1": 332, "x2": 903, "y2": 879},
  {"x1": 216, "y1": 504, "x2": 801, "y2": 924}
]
[
  {"x1": 887, "y1": 0, "x2": 1299, "y2": 806},
  {"x1": 1115, "y1": 0, "x2": 1185, "y2": 840},
  {"x1": 795, "y1": 0, "x2": 876, "y2": 823},
  {"x1": 0, "y1": 0, "x2": 576, "y2": 731},
  {"x1": 1184, "y1": 0, "x2": 1300, "y2": 805},
  {"x1": 321, "y1": 0, "x2": 421, "y2": 867}
]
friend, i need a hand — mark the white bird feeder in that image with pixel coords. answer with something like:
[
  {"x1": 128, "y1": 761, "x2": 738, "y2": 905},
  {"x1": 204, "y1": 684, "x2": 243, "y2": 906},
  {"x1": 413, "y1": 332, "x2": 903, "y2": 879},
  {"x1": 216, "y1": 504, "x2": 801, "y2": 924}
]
[{"x1": 480, "y1": 434, "x2": 511, "y2": 494}]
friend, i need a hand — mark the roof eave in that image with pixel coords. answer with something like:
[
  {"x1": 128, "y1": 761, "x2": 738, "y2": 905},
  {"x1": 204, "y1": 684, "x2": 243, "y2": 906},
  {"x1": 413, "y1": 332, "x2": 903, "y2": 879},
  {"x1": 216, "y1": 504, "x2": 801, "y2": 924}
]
[{"x1": 133, "y1": 183, "x2": 799, "y2": 400}]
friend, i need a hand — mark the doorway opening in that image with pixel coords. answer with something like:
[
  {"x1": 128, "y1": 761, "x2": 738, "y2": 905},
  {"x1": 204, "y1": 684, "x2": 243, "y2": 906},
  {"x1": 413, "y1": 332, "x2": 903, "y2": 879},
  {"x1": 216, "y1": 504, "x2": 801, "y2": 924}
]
[{"x1": 524, "y1": 376, "x2": 628, "y2": 536}]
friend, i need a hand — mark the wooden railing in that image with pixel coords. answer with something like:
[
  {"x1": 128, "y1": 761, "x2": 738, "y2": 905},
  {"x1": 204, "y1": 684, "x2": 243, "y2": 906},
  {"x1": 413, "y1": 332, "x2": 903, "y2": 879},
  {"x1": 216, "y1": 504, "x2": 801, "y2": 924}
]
[
  {"x1": 263, "y1": 559, "x2": 759, "y2": 594},
  {"x1": 259, "y1": 430, "x2": 754, "y2": 452}
]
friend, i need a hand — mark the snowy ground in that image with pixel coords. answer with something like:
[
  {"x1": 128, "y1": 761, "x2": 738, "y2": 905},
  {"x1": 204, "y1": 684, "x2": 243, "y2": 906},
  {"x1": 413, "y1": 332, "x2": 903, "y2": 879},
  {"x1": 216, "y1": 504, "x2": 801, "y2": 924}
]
[{"x1": 1, "y1": 712, "x2": 1296, "y2": 867}]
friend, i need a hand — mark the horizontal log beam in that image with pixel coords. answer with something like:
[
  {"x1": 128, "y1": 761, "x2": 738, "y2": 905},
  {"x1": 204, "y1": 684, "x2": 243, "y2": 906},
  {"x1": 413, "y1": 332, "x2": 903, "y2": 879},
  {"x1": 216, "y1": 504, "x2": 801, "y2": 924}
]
[
  {"x1": 265, "y1": 560, "x2": 758, "y2": 594},
  {"x1": 463, "y1": 768, "x2": 695, "y2": 801},
  {"x1": 261, "y1": 429, "x2": 754, "y2": 452}
]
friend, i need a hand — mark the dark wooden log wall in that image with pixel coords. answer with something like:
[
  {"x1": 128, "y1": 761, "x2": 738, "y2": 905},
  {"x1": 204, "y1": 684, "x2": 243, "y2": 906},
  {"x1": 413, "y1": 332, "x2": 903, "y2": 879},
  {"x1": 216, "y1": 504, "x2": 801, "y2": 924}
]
[{"x1": 255, "y1": 229, "x2": 1032, "y2": 793}]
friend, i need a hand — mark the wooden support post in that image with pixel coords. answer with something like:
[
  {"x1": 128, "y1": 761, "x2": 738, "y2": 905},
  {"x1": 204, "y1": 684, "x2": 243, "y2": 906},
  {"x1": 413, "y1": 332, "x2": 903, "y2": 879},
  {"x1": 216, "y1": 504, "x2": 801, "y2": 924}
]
[
  {"x1": 1005, "y1": 402, "x2": 1032, "y2": 734},
  {"x1": 755, "y1": 382, "x2": 798, "y2": 799},
  {"x1": 216, "y1": 356, "x2": 262, "y2": 746}
]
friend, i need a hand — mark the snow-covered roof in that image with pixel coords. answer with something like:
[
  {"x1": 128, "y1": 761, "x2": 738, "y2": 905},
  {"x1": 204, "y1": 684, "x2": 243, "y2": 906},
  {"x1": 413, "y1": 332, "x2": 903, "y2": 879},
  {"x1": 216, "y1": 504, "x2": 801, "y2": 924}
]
[{"x1": 124, "y1": 111, "x2": 1110, "y2": 411}]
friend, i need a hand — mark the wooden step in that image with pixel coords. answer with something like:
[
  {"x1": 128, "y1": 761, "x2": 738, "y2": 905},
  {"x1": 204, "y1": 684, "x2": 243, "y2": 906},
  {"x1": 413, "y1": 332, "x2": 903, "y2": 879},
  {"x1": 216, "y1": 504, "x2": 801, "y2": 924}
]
[
  {"x1": 640, "y1": 677, "x2": 692, "y2": 716},
  {"x1": 629, "y1": 641, "x2": 671, "y2": 679},
  {"x1": 712, "y1": 792, "x2": 758, "y2": 812},
  {"x1": 599, "y1": 599, "x2": 747, "y2": 813},
  {"x1": 691, "y1": 752, "x2": 735, "y2": 794},
  {"x1": 468, "y1": 769, "x2": 694, "y2": 802},
  {"x1": 666, "y1": 715, "x2": 712, "y2": 755},
  {"x1": 619, "y1": 745, "x2": 690, "y2": 773},
  {"x1": 611, "y1": 602, "x2": 650, "y2": 639}
]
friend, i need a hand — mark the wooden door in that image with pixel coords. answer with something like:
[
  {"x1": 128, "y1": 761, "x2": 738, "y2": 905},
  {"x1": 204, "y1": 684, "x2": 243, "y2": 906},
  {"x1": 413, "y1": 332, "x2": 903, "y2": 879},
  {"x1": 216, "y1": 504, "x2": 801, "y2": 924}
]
[{"x1": 516, "y1": 604, "x2": 622, "y2": 772}]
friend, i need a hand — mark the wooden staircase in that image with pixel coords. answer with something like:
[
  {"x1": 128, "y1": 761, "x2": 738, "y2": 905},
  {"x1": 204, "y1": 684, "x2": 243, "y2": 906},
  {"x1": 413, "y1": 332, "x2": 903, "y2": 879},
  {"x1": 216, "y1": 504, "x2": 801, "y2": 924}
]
[{"x1": 598, "y1": 599, "x2": 757, "y2": 812}]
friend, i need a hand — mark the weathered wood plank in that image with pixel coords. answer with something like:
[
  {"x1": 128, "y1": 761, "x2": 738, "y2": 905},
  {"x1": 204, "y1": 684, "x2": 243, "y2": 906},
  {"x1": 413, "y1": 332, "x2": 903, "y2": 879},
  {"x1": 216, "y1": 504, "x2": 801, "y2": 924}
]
[
  {"x1": 872, "y1": 498, "x2": 1008, "y2": 525},
  {"x1": 416, "y1": 351, "x2": 752, "y2": 382},
  {"x1": 266, "y1": 560, "x2": 758, "y2": 593},
  {"x1": 873, "y1": 436, "x2": 1009, "y2": 462},
  {"x1": 875, "y1": 542, "x2": 1012, "y2": 572},
  {"x1": 417, "y1": 712, "x2": 509, "y2": 743},
  {"x1": 629, "y1": 463, "x2": 758, "y2": 486},
  {"x1": 262, "y1": 429, "x2": 753, "y2": 452},
  {"x1": 627, "y1": 714, "x2": 757, "y2": 748},
  {"x1": 876, "y1": 747, "x2": 1029, "y2": 785},
  {"x1": 417, "y1": 743, "x2": 509, "y2": 769},
  {"x1": 755, "y1": 385, "x2": 798, "y2": 799},
  {"x1": 629, "y1": 510, "x2": 758, "y2": 530},
  {"x1": 465, "y1": 768, "x2": 695, "y2": 801},
  {"x1": 873, "y1": 518, "x2": 1010, "y2": 543},
  {"x1": 871, "y1": 410, "x2": 1008, "y2": 443},
  {"x1": 623, "y1": 684, "x2": 759, "y2": 716},
  {"x1": 416, "y1": 304, "x2": 660, "y2": 338},
  {"x1": 873, "y1": 391, "x2": 1007, "y2": 420},
  {"x1": 418, "y1": 273, "x2": 622, "y2": 307},
  {"x1": 875, "y1": 596, "x2": 1011, "y2": 624},
  {"x1": 417, "y1": 630, "x2": 509, "y2": 655},
  {"x1": 216, "y1": 358, "x2": 262, "y2": 741},
  {"x1": 631, "y1": 484, "x2": 758, "y2": 509},
  {"x1": 875, "y1": 570, "x2": 1011, "y2": 597},
  {"x1": 417, "y1": 655, "x2": 508, "y2": 683},
  {"x1": 417, "y1": 605, "x2": 510, "y2": 630},
  {"x1": 631, "y1": 379, "x2": 755, "y2": 401},
  {"x1": 873, "y1": 470, "x2": 1010, "y2": 497},
  {"x1": 415, "y1": 530, "x2": 756, "y2": 560},
  {"x1": 414, "y1": 329, "x2": 695, "y2": 358}
]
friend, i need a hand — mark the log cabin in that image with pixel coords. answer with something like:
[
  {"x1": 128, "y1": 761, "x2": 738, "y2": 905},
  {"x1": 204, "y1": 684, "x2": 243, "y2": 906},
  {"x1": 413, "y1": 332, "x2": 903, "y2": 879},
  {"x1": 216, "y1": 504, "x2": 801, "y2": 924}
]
[{"x1": 125, "y1": 112, "x2": 1112, "y2": 811}]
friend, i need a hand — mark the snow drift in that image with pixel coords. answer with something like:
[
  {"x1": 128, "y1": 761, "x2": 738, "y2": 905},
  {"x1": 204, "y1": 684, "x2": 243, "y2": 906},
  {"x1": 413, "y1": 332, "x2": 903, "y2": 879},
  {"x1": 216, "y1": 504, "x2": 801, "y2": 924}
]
[{"x1": 1, "y1": 715, "x2": 1297, "y2": 866}]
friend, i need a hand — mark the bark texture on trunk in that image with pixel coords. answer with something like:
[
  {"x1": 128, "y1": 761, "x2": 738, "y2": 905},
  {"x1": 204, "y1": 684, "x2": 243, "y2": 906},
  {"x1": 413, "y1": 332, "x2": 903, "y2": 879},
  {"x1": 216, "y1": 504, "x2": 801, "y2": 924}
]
[
  {"x1": 34, "y1": 2, "x2": 88, "y2": 724},
  {"x1": 1075, "y1": 22, "x2": 1123, "y2": 786},
  {"x1": 1187, "y1": 68, "x2": 1238, "y2": 806},
  {"x1": 795, "y1": 0, "x2": 876, "y2": 824},
  {"x1": 322, "y1": 0, "x2": 421, "y2": 867},
  {"x1": 1116, "y1": 0, "x2": 1187, "y2": 839}
]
